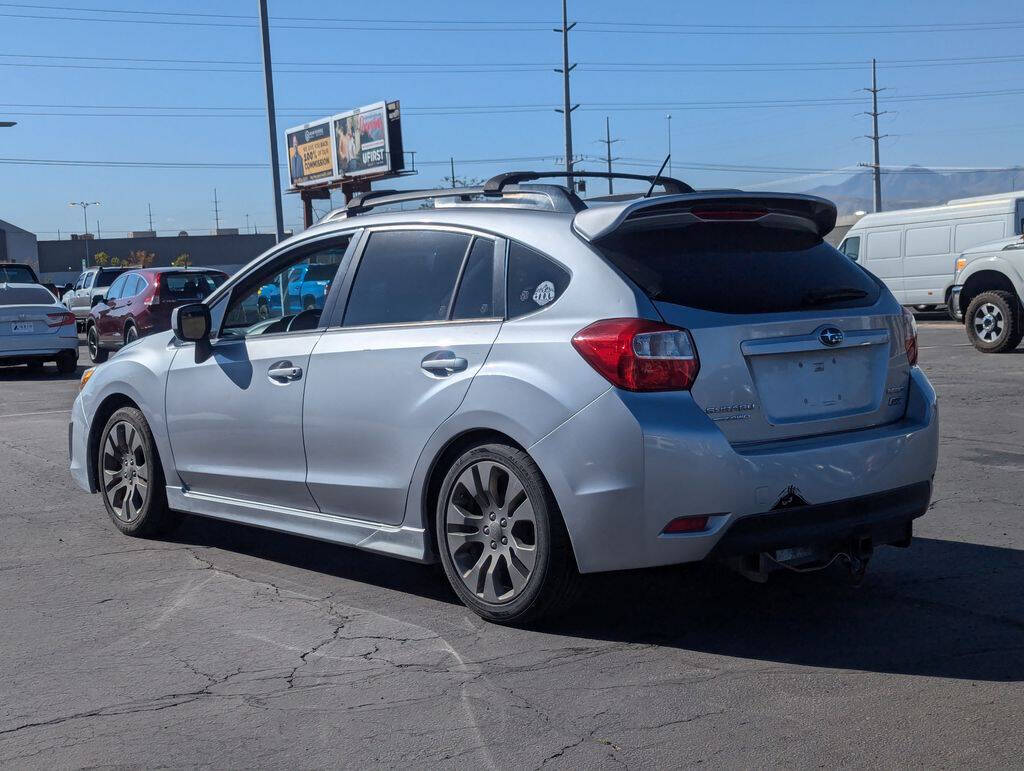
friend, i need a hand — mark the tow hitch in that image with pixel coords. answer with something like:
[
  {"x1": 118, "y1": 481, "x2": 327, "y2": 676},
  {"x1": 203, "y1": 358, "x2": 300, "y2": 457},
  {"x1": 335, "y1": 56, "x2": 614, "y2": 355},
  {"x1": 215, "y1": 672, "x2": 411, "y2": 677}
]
[{"x1": 728, "y1": 535, "x2": 875, "y2": 584}]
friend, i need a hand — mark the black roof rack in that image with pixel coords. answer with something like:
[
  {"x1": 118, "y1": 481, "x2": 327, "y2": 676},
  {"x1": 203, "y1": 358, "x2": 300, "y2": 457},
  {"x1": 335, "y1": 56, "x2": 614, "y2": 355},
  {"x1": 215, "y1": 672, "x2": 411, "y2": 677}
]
[{"x1": 482, "y1": 170, "x2": 694, "y2": 196}]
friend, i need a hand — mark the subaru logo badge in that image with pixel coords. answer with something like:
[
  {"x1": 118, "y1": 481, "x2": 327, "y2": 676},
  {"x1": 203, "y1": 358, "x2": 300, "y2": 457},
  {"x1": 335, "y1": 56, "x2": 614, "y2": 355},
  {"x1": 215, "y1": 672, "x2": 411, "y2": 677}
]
[{"x1": 819, "y1": 326, "x2": 844, "y2": 347}]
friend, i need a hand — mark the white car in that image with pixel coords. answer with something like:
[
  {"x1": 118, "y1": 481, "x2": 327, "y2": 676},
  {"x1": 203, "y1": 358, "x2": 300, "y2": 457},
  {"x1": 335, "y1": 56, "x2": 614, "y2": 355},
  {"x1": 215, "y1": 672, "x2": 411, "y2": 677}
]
[{"x1": 0, "y1": 282, "x2": 79, "y2": 373}]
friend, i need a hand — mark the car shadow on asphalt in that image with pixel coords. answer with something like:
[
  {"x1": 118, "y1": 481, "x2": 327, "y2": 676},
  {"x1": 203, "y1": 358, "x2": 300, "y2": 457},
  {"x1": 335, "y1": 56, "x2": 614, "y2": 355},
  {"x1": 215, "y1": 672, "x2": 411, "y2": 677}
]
[
  {"x1": 0, "y1": 365, "x2": 80, "y2": 381},
  {"x1": 165, "y1": 517, "x2": 1024, "y2": 682}
]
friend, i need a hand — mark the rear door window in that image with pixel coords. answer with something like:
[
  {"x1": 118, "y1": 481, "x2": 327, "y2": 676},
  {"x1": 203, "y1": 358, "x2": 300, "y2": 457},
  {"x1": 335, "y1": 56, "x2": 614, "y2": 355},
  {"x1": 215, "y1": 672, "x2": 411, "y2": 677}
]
[
  {"x1": 596, "y1": 223, "x2": 880, "y2": 314},
  {"x1": 506, "y1": 242, "x2": 570, "y2": 318},
  {"x1": 343, "y1": 230, "x2": 470, "y2": 326}
]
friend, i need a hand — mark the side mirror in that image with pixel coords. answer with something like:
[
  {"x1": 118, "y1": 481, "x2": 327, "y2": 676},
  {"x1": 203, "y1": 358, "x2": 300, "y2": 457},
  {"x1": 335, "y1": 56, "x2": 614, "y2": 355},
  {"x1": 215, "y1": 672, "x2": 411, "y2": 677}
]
[
  {"x1": 91, "y1": 294, "x2": 105, "y2": 307},
  {"x1": 171, "y1": 303, "x2": 212, "y2": 363}
]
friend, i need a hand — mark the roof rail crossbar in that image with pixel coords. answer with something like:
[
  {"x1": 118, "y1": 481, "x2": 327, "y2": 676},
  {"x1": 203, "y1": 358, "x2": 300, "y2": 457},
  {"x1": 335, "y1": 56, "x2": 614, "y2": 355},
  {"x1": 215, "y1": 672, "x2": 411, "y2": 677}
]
[{"x1": 483, "y1": 170, "x2": 695, "y2": 196}]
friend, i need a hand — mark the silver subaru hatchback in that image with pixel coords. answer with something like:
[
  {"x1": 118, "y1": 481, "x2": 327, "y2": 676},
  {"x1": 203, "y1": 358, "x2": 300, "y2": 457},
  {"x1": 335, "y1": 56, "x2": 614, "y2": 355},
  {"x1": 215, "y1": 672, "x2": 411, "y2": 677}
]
[{"x1": 69, "y1": 172, "x2": 938, "y2": 624}]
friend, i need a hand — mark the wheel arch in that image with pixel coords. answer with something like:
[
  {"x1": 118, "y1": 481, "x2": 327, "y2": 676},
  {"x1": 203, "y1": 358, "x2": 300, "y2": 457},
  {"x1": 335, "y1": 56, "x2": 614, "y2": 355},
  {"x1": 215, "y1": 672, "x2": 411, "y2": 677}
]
[
  {"x1": 87, "y1": 393, "x2": 141, "y2": 493},
  {"x1": 419, "y1": 428, "x2": 529, "y2": 563},
  {"x1": 960, "y1": 268, "x2": 1020, "y2": 316}
]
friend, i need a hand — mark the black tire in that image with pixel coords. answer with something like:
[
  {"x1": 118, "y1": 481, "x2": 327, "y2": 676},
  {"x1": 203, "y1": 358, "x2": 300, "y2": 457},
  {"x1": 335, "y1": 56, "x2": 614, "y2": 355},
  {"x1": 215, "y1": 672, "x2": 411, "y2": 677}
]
[
  {"x1": 56, "y1": 350, "x2": 78, "y2": 374},
  {"x1": 257, "y1": 299, "x2": 270, "y2": 320},
  {"x1": 87, "y1": 324, "x2": 108, "y2": 363},
  {"x1": 965, "y1": 290, "x2": 1024, "y2": 353},
  {"x1": 97, "y1": 406, "x2": 179, "y2": 537},
  {"x1": 435, "y1": 443, "x2": 581, "y2": 625},
  {"x1": 124, "y1": 324, "x2": 138, "y2": 344}
]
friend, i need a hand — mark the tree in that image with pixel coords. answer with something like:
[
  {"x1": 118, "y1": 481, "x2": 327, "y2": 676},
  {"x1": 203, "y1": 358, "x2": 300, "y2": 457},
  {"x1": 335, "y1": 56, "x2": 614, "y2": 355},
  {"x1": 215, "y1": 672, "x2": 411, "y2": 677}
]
[
  {"x1": 126, "y1": 250, "x2": 155, "y2": 268},
  {"x1": 441, "y1": 175, "x2": 485, "y2": 189},
  {"x1": 171, "y1": 253, "x2": 192, "y2": 268},
  {"x1": 92, "y1": 251, "x2": 111, "y2": 266}
]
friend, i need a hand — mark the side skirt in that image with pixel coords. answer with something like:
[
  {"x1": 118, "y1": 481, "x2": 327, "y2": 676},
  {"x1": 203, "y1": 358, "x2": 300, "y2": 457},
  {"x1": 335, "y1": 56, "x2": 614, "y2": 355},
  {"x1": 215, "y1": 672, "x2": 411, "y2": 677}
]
[{"x1": 166, "y1": 486, "x2": 433, "y2": 563}]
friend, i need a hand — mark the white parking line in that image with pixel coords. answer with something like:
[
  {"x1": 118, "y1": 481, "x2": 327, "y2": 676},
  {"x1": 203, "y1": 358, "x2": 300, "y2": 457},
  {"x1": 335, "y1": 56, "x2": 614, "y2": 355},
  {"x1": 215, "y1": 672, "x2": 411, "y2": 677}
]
[{"x1": 0, "y1": 409, "x2": 71, "y2": 419}]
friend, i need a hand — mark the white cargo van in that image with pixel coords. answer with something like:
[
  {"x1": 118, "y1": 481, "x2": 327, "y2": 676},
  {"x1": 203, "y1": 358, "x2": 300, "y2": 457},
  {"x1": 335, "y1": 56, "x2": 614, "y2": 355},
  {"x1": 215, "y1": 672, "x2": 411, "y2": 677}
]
[{"x1": 838, "y1": 192, "x2": 1024, "y2": 309}]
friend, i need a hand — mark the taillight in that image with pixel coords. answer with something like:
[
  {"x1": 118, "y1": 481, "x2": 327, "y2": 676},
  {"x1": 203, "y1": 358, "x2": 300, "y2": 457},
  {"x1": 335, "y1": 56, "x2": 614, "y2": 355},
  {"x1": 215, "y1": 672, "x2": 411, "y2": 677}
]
[
  {"x1": 571, "y1": 318, "x2": 700, "y2": 391},
  {"x1": 144, "y1": 275, "x2": 161, "y2": 306},
  {"x1": 662, "y1": 515, "x2": 709, "y2": 534},
  {"x1": 46, "y1": 311, "x2": 76, "y2": 327},
  {"x1": 902, "y1": 307, "x2": 918, "y2": 366}
]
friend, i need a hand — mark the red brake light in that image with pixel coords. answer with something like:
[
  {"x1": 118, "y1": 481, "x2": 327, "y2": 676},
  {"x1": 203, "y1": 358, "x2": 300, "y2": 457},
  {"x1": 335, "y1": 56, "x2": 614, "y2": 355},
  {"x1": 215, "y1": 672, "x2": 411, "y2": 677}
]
[
  {"x1": 46, "y1": 311, "x2": 76, "y2": 327},
  {"x1": 571, "y1": 318, "x2": 700, "y2": 391},
  {"x1": 902, "y1": 307, "x2": 918, "y2": 366},
  {"x1": 144, "y1": 274, "x2": 161, "y2": 306}
]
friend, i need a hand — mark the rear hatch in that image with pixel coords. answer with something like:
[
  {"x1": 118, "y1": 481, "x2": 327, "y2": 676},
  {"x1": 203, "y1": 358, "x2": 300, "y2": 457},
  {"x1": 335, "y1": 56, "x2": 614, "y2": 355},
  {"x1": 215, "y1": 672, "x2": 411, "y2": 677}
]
[{"x1": 580, "y1": 194, "x2": 911, "y2": 444}]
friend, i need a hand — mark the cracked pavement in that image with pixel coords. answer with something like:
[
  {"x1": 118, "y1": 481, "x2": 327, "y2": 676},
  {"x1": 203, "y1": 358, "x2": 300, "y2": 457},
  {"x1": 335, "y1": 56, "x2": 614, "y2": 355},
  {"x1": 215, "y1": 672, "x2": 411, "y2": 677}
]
[{"x1": 1, "y1": 321, "x2": 1022, "y2": 768}]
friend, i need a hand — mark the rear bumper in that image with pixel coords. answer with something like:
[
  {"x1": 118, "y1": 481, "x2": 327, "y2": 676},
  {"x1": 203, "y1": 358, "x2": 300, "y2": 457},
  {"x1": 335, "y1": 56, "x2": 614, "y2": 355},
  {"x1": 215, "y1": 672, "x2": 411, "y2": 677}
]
[
  {"x1": 950, "y1": 285, "x2": 964, "y2": 320},
  {"x1": 530, "y1": 367, "x2": 938, "y2": 574},
  {"x1": 0, "y1": 334, "x2": 78, "y2": 364}
]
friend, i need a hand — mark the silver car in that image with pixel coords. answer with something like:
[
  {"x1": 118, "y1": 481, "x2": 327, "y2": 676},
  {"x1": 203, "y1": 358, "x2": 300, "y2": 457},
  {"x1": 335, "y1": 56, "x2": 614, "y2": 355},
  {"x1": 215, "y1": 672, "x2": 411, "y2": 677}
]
[
  {"x1": 1, "y1": 282, "x2": 78, "y2": 373},
  {"x1": 69, "y1": 173, "x2": 938, "y2": 624}
]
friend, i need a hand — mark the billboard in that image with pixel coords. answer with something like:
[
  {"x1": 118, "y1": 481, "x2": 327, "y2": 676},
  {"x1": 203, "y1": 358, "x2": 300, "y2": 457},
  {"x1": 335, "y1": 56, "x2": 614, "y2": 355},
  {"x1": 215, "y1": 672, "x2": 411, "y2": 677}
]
[
  {"x1": 285, "y1": 101, "x2": 404, "y2": 188},
  {"x1": 285, "y1": 120, "x2": 334, "y2": 187}
]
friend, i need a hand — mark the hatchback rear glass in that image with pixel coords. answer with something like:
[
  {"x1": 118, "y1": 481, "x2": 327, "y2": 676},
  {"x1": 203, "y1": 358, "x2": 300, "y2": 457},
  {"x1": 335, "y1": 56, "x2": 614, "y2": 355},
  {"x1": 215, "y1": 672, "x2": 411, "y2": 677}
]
[
  {"x1": 596, "y1": 223, "x2": 881, "y2": 314},
  {"x1": 0, "y1": 284, "x2": 54, "y2": 305},
  {"x1": 163, "y1": 272, "x2": 224, "y2": 300}
]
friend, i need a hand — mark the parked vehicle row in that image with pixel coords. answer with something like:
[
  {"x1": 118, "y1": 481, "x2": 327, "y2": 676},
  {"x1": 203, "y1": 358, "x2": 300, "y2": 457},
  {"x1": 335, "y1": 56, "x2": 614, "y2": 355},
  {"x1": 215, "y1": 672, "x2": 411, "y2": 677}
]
[
  {"x1": 61, "y1": 266, "x2": 129, "y2": 330},
  {"x1": 70, "y1": 172, "x2": 937, "y2": 625}
]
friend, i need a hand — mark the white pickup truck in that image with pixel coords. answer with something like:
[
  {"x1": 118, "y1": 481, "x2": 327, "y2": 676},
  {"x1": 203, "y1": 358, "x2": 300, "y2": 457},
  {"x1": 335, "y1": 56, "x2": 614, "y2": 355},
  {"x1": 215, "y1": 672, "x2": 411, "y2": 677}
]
[{"x1": 949, "y1": 236, "x2": 1024, "y2": 352}]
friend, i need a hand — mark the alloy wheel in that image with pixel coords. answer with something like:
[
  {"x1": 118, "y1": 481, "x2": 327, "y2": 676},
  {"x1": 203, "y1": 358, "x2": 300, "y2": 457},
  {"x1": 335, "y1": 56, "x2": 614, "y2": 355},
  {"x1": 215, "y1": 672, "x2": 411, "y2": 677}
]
[
  {"x1": 101, "y1": 421, "x2": 150, "y2": 522},
  {"x1": 88, "y1": 327, "x2": 99, "y2": 358},
  {"x1": 125, "y1": 326, "x2": 137, "y2": 343},
  {"x1": 973, "y1": 302, "x2": 1005, "y2": 343},
  {"x1": 445, "y1": 460, "x2": 538, "y2": 604}
]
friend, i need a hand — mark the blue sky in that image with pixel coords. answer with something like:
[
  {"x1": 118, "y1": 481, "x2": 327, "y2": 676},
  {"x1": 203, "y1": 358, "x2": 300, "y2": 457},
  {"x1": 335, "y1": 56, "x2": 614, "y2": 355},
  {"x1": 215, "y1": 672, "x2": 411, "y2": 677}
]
[{"x1": 2, "y1": 0, "x2": 1023, "y2": 238}]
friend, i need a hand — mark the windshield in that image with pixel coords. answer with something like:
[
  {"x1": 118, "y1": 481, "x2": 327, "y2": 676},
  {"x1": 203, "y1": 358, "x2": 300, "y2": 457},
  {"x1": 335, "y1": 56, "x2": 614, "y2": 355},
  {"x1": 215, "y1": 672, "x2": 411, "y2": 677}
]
[
  {"x1": 596, "y1": 223, "x2": 881, "y2": 314},
  {"x1": 0, "y1": 265, "x2": 38, "y2": 283}
]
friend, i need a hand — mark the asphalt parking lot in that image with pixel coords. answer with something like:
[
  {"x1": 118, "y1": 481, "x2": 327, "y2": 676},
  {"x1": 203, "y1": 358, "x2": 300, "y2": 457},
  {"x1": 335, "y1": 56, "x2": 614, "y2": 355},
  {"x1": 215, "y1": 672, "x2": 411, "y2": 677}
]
[{"x1": 1, "y1": 320, "x2": 1022, "y2": 768}]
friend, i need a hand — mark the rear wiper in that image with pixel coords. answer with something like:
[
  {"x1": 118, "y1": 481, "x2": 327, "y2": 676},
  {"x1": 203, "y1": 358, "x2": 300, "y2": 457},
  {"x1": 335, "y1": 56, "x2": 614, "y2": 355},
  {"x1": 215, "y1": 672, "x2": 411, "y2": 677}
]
[{"x1": 801, "y1": 287, "x2": 868, "y2": 306}]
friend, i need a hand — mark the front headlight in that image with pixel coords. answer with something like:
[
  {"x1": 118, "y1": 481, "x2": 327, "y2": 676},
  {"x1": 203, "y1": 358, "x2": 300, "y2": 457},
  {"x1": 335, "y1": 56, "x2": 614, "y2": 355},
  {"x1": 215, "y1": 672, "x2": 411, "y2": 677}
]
[{"x1": 80, "y1": 367, "x2": 95, "y2": 392}]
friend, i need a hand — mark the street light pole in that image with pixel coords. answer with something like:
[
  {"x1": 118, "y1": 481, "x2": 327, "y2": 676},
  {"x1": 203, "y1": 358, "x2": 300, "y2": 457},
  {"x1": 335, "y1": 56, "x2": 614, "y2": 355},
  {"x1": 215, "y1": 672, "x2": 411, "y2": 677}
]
[
  {"x1": 257, "y1": 0, "x2": 285, "y2": 243},
  {"x1": 69, "y1": 201, "x2": 100, "y2": 269}
]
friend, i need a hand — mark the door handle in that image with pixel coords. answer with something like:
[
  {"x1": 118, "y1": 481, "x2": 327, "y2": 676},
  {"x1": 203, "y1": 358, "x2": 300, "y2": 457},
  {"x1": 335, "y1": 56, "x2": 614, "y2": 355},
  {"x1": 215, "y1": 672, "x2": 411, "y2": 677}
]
[
  {"x1": 268, "y1": 361, "x2": 303, "y2": 382},
  {"x1": 421, "y1": 351, "x2": 468, "y2": 375}
]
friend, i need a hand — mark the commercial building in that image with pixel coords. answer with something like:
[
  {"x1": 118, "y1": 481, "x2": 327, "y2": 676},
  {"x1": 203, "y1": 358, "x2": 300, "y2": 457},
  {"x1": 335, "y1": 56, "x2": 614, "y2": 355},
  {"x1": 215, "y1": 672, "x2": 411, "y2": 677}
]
[
  {"x1": 37, "y1": 232, "x2": 278, "y2": 285},
  {"x1": 0, "y1": 218, "x2": 40, "y2": 272}
]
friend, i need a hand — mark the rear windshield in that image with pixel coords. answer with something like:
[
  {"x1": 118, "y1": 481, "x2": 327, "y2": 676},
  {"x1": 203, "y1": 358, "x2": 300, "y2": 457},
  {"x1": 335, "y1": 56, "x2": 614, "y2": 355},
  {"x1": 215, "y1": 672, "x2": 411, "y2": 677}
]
[
  {"x1": 0, "y1": 265, "x2": 37, "y2": 283},
  {"x1": 162, "y1": 272, "x2": 224, "y2": 300},
  {"x1": 304, "y1": 264, "x2": 337, "y2": 281},
  {"x1": 0, "y1": 285, "x2": 54, "y2": 305},
  {"x1": 96, "y1": 268, "x2": 127, "y2": 285},
  {"x1": 596, "y1": 223, "x2": 881, "y2": 314}
]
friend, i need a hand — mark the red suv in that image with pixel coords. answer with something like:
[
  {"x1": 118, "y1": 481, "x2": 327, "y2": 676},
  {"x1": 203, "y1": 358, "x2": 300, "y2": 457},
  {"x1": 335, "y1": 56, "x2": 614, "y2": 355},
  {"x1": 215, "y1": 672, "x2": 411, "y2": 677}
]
[{"x1": 87, "y1": 268, "x2": 227, "y2": 363}]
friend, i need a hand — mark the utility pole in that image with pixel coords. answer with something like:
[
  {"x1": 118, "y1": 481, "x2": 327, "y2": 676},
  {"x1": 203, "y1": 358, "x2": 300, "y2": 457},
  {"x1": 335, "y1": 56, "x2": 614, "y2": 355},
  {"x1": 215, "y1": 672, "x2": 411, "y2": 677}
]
[
  {"x1": 450, "y1": 156, "x2": 457, "y2": 188},
  {"x1": 258, "y1": 0, "x2": 286, "y2": 242},
  {"x1": 859, "y1": 58, "x2": 888, "y2": 213},
  {"x1": 554, "y1": 0, "x2": 578, "y2": 190},
  {"x1": 213, "y1": 188, "x2": 221, "y2": 232},
  {"x1": 69, "y1": 201, "x2": 99, "y2": 269},
  {"x1": 597, "y1": 116, "x2": 622, "y2": 194},
  {"x1": 147, "y1": 202, "x2": 154, "y2": 231}
]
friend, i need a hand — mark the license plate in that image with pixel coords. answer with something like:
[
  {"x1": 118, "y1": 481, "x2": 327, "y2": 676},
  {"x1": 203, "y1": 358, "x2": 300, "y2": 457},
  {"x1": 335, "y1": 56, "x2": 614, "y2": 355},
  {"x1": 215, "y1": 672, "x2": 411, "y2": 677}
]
[
  {"x1": 775, "y1": 546, "x2": 817, "y2": 563},
  {"x1": 11, "y1": 321, "x2": 33, "y2": 334}
]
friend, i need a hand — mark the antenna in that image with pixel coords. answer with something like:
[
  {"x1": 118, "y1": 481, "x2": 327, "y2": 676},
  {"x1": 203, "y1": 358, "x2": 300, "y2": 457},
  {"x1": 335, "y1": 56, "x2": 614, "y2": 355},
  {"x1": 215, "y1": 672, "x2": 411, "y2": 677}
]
[{"x1": 645, "y1": 155, "x2": 671, "y2": 198}]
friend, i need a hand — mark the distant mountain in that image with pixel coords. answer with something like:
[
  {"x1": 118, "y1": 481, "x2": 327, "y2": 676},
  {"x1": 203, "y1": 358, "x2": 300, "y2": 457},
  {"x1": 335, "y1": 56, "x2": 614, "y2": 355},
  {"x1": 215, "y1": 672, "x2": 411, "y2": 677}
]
[{"x1": 805, "y1": 166, "x2": 1024, "y2": 215}]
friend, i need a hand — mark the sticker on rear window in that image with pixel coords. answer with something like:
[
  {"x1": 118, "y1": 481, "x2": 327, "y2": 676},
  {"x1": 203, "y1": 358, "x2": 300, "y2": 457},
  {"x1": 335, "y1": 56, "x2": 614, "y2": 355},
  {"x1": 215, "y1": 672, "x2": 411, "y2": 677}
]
[{"x1": 532, "y1": 280, "x2": 556, "y2": 306}]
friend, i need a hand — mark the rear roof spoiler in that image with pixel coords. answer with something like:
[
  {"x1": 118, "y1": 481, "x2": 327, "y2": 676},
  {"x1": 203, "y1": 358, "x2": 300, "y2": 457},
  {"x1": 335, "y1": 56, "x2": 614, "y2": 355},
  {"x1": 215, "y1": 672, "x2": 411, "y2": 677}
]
[{"x1": 573, "y1": 192, "x2": 837, "y2": 241}]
